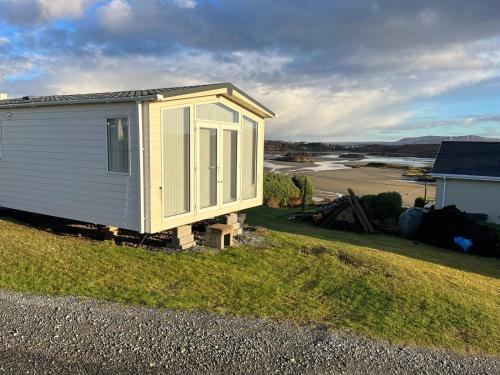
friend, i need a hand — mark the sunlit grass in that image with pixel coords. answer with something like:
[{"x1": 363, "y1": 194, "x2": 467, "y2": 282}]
[{"x1": 0, "y1": 207, "x2": 498, "y2": 355}]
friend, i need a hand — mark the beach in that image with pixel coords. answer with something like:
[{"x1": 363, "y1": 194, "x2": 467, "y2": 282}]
[{"x1": 265, "y1": 156, "x2": 436, "y2": 206}]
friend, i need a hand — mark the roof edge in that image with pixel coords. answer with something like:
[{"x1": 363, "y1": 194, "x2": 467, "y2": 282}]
[
  {"x1": 0, "y1": 83, "x2": 276, "y2": 118},
  {"x1": 0, "y1": 95, "x2": 159, "y2": 109},
  {"x1": 430, "y1": 173, "x2": 500, "y2": 182}
]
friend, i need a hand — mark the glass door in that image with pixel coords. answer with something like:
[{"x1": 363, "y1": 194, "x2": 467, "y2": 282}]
[
  {"x1": 197, "y1": 122, "x2": 240, "y2": 213},
  {"x1": 198, "y1": 124, "x2": 219, "y2": 211},
  {"x1": 222, "y1": 127, "x2": 239, "y2": 205}
]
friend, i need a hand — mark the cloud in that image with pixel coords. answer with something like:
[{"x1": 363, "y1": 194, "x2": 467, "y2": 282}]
[
  {"x1": 0, "y1": 0, "x2": 97, "y2": 25},
  {"x1": 170, "y1": 0, "x2": 196, "y2": 8},
  {"x1": 97, "y1": 0, "x2": 132, "y2": 28},
  {"x1": 2, "y1": 0, "x2": 500, "y2": 141}
]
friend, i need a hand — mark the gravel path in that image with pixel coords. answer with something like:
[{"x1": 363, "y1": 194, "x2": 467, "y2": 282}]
[{"x1": 0, "y1": 290, "x2": 498, "y2": 374}]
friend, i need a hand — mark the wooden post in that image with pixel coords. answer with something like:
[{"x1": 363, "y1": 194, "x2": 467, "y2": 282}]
[
  {"x1": 302, "y1": 186, "x2": 307, "y2": 212},
  {"x1": 347, "y1": 188, "x2": 376, "y2": 234}
]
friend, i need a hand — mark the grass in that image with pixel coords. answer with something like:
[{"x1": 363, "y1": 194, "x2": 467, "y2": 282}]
[{"x1": 0, "y1": 207, "x2": 499, "y2": 355}]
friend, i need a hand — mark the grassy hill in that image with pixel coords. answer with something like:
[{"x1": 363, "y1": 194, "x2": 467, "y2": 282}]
[{"x1": 0, "y1": 207, "x2": 498, "y2": 355}]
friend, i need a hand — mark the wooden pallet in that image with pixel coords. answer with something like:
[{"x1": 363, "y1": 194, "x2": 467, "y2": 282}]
[{"x1": 347, "y1": 188, "x2": 376, "y2": 234}]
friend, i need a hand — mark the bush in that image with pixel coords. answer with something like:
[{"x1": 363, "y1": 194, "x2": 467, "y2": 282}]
[
  {"x1": 264, "y1": 173, "x2": 300, "y2": 207},
  {"x1": 291, "y1": 175, "x2": 314, "y2": 205},
  {"x1": 360, "y1": 192, "x2": 403, "y2": 219},
  {"x1": 414, "y1": 197, "x2": 426, "y2": 208}
]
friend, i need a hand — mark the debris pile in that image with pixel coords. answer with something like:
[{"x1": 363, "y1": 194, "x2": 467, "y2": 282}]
[
  {"x1": 312, "y1": 189, "x2": 376, "y2": 234},
  {"x1": 415, "y1": 205, "x2": 500, "y2": 257}
]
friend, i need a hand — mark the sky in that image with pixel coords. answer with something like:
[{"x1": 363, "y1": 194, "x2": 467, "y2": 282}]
[{"x1": 1, "y1": 0, "x2": 500, "y2": 142}]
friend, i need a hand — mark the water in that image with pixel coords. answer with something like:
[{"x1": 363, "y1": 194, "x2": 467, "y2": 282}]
[
  {"x1": 265, "y1": 154, "x2": 434, "y2": 173},
  {"x1": 298, "y1": 160, "x2": 352, "y2": 172},
  {"x1": 361, "y1": 155, "x2": 434, "y2": 168},
  {"x1": 264, "y1": 160, "x2": 290, "y2": 172},
  {"x1": 317, "y1": 154, "x2": 434, "y2": 168}
]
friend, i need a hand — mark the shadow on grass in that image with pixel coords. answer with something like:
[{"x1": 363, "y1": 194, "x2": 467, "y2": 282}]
[
  {"x1": 245, "y1": 206, "x2": 500, "y2": 280},
  {"x1": 0, "y1": 208, "x2": 172, "y2": 250}
]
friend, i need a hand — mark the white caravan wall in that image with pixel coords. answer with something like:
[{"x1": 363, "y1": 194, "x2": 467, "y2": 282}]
[
  {"x1": 435, "y1": 178, "x2": 500, "y2": 224},
  {"x1": 0, "y1": 103, "x2": 141, "y2": 231}
]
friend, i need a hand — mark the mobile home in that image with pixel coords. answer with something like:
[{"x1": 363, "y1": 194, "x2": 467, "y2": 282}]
[
  {"x1": 431, "y1": 141, "x2": 500, "y2": 224},
  {"x1": 0, "y1": 83, "x2": 275, "y2": 234}
]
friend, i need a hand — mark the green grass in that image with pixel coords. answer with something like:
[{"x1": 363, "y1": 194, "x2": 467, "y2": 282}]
[{"x1": 0, "y1": 207, "x2": 499, "y2": 355}]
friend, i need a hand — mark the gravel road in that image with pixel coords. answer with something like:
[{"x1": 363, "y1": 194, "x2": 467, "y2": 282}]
[{"x1": 0, "y1": 290, "x2": 498, "y2": 374}]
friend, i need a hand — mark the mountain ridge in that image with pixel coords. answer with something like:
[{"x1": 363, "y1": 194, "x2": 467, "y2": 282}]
[{"x1": 396, "y1": 135, "x2": 500, "y2": 144}]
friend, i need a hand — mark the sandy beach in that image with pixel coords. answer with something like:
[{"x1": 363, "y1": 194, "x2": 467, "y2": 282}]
[{"x1": 265, "y1": 159, "x2": 436, "y2": 206}]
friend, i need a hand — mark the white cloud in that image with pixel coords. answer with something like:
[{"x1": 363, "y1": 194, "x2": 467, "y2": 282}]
[
  {"x1": 170, "y1": 0, "x2": 197, "y2": 9},
  {"x1": 4, "y1": 43, "x2": 499, "y2": 142},
  {"x1": 97, "y1": 0, "x2": 132, "y2": 28},
  {"x1": 0, "y1": 37, "x2": 10, "y2": 45},
  {"x1": 37, "y1": 0, "x2": 96, "y2": 19}
]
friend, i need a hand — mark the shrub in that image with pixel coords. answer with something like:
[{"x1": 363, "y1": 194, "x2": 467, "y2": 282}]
[
  {"x1": 414, "y1": 197, "x2": 426, "y2": 208},
  {"x1": 264, "y1": 173, "x2": 300, "y2": 207},
  {"x1": 291, "y1": 175, "x2": 315, "y2": 205},
  {"x1": 361, "y1": 192, "x2": 403, "y2": 219},
  {"x1": 360, "y1": 194, "x2": 377, "y2": 208},
  {"x1": 289, "y1": 196, "x2": 304, "y2": 207},
  {"x1": 266, "y1": 197, "x2": 280, "y2": 208}
]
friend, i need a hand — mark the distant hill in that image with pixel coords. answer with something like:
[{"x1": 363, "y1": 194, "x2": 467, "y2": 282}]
[
  {"x1": 396, "y1": 135, "x2": 500, "y2": 144},
  {"x1": 265, "y1": 140, "x2": 439, "y2": 158}
]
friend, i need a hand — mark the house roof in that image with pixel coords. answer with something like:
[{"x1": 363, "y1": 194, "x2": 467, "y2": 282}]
[
  {"x1": 0, "y1": 83, "x2": 275, "y2": 118},
  {"x1": 431, "y1": 141, "x2": 500, "y2": 179}
]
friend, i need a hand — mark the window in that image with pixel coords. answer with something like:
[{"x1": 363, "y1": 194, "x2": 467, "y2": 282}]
[
  {"x1": 162, "y1": 107, "x2": 191, "y2": 217},
  {"x1": 107, "y1": 118, "x2": 129, "y2": 173},
  {"x1": 242, "y1": 116, "x2": 258, "y2": 199},
  {"x1": 196, "y1": 103, "x2": 239, "y2": 123},
  {"x1": 199, "y1": 127, "x2": 218, "y2": 209},
  {"x1": 222, "y1": 129, "x2": 238, "y2": 204}
]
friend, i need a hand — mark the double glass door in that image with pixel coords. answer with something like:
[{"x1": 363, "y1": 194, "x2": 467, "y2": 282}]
[{"x1": 197, "y1": 122, "x2": 239, "y2": 212}]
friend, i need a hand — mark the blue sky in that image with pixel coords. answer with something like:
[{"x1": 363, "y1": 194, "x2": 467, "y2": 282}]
[{"x1": 1, "y1": 0, "x2": 500, "y2": 141}]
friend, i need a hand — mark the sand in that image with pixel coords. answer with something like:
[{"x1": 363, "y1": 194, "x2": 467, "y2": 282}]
[{"x1": 265, "y1": 162, "x2": 436, "y2": 206}]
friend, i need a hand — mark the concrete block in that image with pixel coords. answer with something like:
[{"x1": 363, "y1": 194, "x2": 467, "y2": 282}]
[
  {"x1": 171, "y1": 234, "x2": 195, "y2": 247},
  {"x1": 224, "y1": 213, "x2": 238, "y2": 225},
  {"x1": 206, "y1": 224, "x2": 234, "y2": 249},
  {"x1": 174, "y1": 225, "x2": 192, "y2": 238},
  {"x1": 175, "y1": 241, "x2": 196, "y2": 250}
]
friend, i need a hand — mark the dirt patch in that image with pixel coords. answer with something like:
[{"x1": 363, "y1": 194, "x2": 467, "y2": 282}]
[
  {"x1": 336, "y1": 251, "x2": 363, "y2": 268},
  {"x1": 299, "y1": 245, "x2": 329, "y2": 256}
]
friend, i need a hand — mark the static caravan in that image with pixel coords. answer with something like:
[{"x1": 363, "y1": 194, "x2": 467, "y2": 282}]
[
  {"x1": 431, "y1": 141, "x2": 500, "y2": 224},
  {"x1": 0, "y1": 83, "x2": 275, "y2": 237}
]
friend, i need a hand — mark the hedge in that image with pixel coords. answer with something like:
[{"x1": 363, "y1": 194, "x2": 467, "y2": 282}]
[
  {"x1": 360, "y1": 191, "x2": 403, "y2": 219},
  {"x1": 292, "y1": 175, "x2": 315, "y2": 205},
  {"x1": 264, "y1": 173, "x2": 300, "y2": 207}
]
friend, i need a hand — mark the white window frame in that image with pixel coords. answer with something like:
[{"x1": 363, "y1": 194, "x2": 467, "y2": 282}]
[
  {"x1": 194, "y1": 97, "x2": 263, "y2": 208},
  {"x1": 105, "y1": 116, "x2": 131, "y2": 176},
  {"x1": 195, "y1": 102, "x2": 240, "y2": 124},
  {"x1": 220, "y1": 123, "x2": 241, "y2": 209},
  {"x1": 160, "y1": 104, "x2": 196, "y2": 222},
  {"x1": 241, "y1": 115, "x2": 259, "y2": 201}
]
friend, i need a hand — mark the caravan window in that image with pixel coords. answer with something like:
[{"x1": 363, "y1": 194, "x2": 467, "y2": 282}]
[
  {"x1": 242, "y1": 116, "x2": 258, "y2": 199},
  {"x1": 106, "y1": 118, "x2": 130, "y2": 173}
]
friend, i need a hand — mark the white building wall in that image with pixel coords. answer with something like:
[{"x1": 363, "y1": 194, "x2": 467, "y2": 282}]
[
  {"x1": 0, "y1": 103, "x2": 141, "y2": 230},
  {"x1": 435, "y1": 177, "x2": 500, "y2": 224}
]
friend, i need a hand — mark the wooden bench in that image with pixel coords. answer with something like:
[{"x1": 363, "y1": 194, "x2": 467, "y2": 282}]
[{"x1": 206, "y1": 224, "x2": 234, "y2": 249}]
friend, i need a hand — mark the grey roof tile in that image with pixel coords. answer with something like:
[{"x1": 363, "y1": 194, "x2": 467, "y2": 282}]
[
  {"x1": 431, "y1": 141, "x2": 500, "y2": 178},
  {"x1": 0, "y1": 84, "x2": 221, "y2": 107}
]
